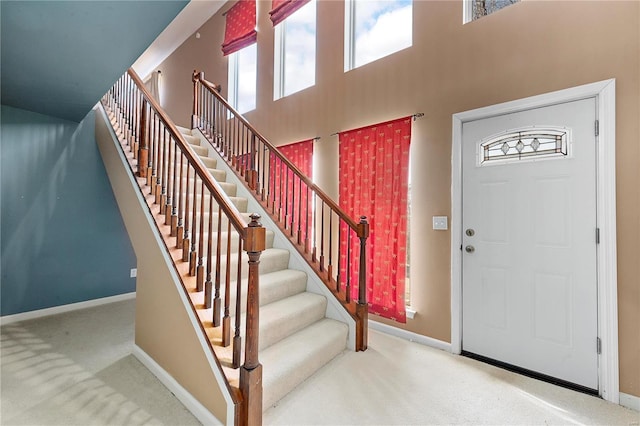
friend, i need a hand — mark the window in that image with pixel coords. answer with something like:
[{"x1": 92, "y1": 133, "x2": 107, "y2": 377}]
[
  {"x1": 274, "y1": 0, "x2": 316, "y2": 99},
  {"x1": 463, "y1": 0, "x2": 520, "y2": 23},
  {"x1": 344, "y1": 0, "x2": 412, "y2": 71},
  {"x1": 228, "y1": 43, "x2": 257, "y2": 114},
  {"x1": 479, "y1": 128, "x2": 570, "y2": 166}
]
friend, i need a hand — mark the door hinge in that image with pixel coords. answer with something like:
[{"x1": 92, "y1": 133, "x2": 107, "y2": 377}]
[
  {"x1": 597, "y1": 337, "x2": 602, "y2": 354},
  {"x1": 596, "y1": 228, "x2": 600, "y2": 244},
  {"x1": 595, "y1": 120, "x2": 599, "y2": 137}
]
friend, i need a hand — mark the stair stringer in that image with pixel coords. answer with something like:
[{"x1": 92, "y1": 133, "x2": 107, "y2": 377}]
[
  {"x1": 95, "y1": 106, "x2": 234, "y2": 425},
  {"x1": 192, "y1": 129, "x2": 357, "y2": 351}
]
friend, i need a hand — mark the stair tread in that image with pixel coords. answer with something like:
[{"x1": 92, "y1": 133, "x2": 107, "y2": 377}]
[
  {"x1": 176, "y1": 125, "x2": 192, "y2": 135},
  {"x1": 211, "y1": 248, "x2": 290, "y2": 281},
  {"x1": 261, "y1": 318, "x2": 348, "y2": 408},
  {"x1": 184, "y1": 134, "x2": 201, "y2": 145}
]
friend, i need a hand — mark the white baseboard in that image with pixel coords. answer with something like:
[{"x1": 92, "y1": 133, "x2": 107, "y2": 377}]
[
  {"x1": 620, "y1": 392, "x2": 640, "y2": 412},
  {"x1": 369, "y1": 320, "x2": 451, "y2": 352},
  {"x1": 0, "y1": 292, "x2": 136, "y2": 326},
  {"x1": 132, "y1": 345, "x2": 223, "y2": 425}
]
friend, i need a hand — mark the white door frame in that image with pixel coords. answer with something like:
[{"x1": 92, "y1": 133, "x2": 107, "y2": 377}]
[{"x1": 450, "y1": 79, "x2": 618, "y2": 403}]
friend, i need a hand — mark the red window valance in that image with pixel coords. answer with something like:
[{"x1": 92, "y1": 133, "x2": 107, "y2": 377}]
[
  {"x1": 269, "y1": 0, "x2": 310, "y2": 26},
  {"x1": 222, "y1": 0, "x2": 257, "y2": 56}
]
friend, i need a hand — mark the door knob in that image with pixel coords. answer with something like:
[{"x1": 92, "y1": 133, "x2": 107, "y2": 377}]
[{"x1": 465, "y1": 245, "x2": 475, "y2": 253}]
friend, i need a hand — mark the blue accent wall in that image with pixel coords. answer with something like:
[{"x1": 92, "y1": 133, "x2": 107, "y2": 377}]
[
  {"x1": 1, "y1": 105, "x2": 136, "y2": 316},
  {"x1": 1, "y1": 1, "x2": 188, "y2": 122}
]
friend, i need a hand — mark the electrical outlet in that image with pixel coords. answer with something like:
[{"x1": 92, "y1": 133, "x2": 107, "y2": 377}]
[
  {"x1": 130, "y1": 268, "x2": 137, "y2": 278},
  {"x1": 432, "y1": 216, "x2": 448, "y2": 230}
]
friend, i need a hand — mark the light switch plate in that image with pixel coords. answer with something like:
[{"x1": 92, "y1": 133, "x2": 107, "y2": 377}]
[
  {"x1": 130, "y1": 268, "x2": 137, "y2": 278},
  {"x1": 433, "y1": 216, "x2": 448, "y2": 230}
]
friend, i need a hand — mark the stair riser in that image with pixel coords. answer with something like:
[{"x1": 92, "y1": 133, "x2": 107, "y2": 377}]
[
  {"x1": 183, "y1": 230, "x2": 275, "y2": 256},
  {"x1": 207, "y1": 251, "x2": 290, "y2": 283},
  {"x1": 180, "y1": 194, "x2": 247, "y2": 212},
  {"x1": 227, "y1": 272, "x2": 307, "y2": 315},
  {"x1": 174, "y1": 181, "x2": 237, "y2": 197},
  {"x1": 156, "y1": 154, "x2": 218, "y2": 174},
  {"x1": 181, "y1": 212, "x2": 253, "y2": 230}
]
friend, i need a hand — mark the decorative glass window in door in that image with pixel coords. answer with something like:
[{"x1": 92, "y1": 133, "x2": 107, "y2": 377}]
[{"x1": 479, "y1": 128, "x2": 569, "y2": 165}]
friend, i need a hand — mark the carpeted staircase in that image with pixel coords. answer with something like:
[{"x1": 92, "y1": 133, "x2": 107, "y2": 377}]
[{"x1": 174, "y1": 125, "x2": 348, "y2": 409}]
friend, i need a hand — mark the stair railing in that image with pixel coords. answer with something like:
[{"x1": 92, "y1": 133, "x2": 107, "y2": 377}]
[
  {"x1": 102, "y1": 68, "x2": 265, "y2": 425},
  {"x1": 192, "y1": 71, "x2": 370, "y2": 351}
]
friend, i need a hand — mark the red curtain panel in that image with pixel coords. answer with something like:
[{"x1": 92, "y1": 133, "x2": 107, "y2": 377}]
[
  {"x1": 338, "y1": 117, "x2": 411, "y2": 323},
  {"x1": 269, "y1": 140, "x2": 314, "y2": 249},
  {"x1": 222, "y1": 0, "x2": 257, "y2": 56},
  {"x1": 269, "y1": 0, "x2": 311, "y2": 26}
]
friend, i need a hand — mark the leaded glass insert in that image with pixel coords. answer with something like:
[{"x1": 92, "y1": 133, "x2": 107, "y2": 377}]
[
  {"x1": 480, "y1": 129, "x2": 568, "y2": 165},
  {"x1": 472, "y1": 0, "x2": 520, "y2": 21}
]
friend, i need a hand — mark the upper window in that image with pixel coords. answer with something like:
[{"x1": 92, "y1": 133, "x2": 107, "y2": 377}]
[
  {"x1": 464, "y1": 0, "x2": 520, "y2": 23},
  {"x1": 344, "y1": 0, "x2": 412, "y2": 71},
  {"x1": 228, "y1": 43, "x2": 257, "y2": 114},
  {"x1": 274, "y1": 0, "x2": 316, "y2": 99}
]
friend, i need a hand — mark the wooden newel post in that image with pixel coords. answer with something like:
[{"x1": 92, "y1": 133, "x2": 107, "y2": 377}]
[
  {"x1": 240, "y1": 213, "x2": 265, "y2": 425},
  {"x1": 137, "y1": 99, "x2": 148, "y2": 178},
  {"x1": 191, "y1": 70, "x2": 204, "y2": 129},
  {"x1": 356, "y1": 216, "x2": 369, "y2": 351}
]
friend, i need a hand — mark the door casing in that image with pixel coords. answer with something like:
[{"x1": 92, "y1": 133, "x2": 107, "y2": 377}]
[{"x1": 450, "y1": 79, "x2": 618, "y2": 403}]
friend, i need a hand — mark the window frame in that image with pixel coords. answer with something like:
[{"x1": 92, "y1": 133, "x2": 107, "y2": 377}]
[
  {"x1": 462, "y1": 0, "x2": 473, "y2": 24},
  {"x1": 344, "y1": 0, "x2": 413, "y2": 72},
  {"x1": 273, "y1": 0, "x2": 317, "y2": 100},
  {"x1": 343, "y1": 0, "x2": 356, "y2": 72},
  {"x1": 227, "y1": 43, "x2": 257, "y2": 114}
]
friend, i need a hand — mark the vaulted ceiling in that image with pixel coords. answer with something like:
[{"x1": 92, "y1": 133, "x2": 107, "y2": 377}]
[{"x1": 1, "y1": 0, "x2": 189, "y2": 122}]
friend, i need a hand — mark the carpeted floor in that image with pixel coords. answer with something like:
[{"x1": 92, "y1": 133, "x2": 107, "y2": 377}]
[
  {"x1": 1, "y1": 298, "x2": 638, "y2": 425},
  {"x1": 0, "y1": 298, "x2": 198, "y2": 425},
  {"x1": 263, "y1": 330, "x2": 639, "y2": 425}
]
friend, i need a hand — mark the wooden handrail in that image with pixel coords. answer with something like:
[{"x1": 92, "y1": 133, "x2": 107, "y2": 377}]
[
  {"x1": 129, "y1": 69, "x2": 249, "y2": 238},
  {"x1": 193, "y1": 71, "x2": 361, "y2": 231}
]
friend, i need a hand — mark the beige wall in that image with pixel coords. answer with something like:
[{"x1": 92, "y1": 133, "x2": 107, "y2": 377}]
[
  {"x1": 158, "y1": 1, "x2": 640, "y2": 397},
  {"x1": 95, "y1": 110, "x2": 230, "y2": 423}
]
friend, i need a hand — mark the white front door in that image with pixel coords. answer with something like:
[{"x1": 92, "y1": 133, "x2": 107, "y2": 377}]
[{"x1": 461, "y1": 97, "x2": 598, "y2": 390}]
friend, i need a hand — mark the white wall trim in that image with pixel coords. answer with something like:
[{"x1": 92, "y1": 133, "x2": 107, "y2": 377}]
[
  {"x1": 97, "y1": 105, "x2": 236, "y2": 424},
  {"x1": 0, "y1": 292, "x2": 136, "y2": 326},
  {"x1": 450, "y1": 79, "x2": 618, "y2": 403},
  {"x1": 133, "y1": 345, "x2": 223, "y2": 425},
  {"x1": 369, "y1": 320, "x2": 451, "y2": 352},
  {"x1": 620, "y1": 393, "x2": 640, "y2": 412},
  {"x1": 462, "y1": 0, "x2": 473, "y2": 24}
]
